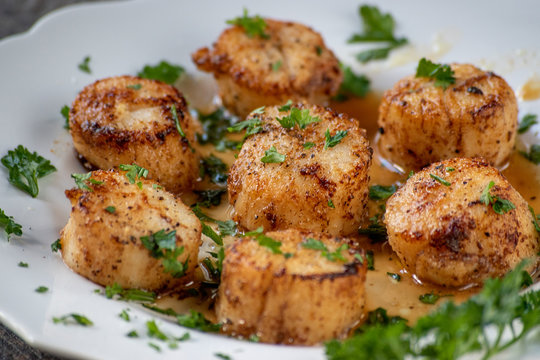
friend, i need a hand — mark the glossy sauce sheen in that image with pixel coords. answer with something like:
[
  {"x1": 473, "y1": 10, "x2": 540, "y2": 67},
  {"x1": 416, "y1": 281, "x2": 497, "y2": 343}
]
[{"x1": 159, "y1": 93, "x2": 540, "y2": 326}]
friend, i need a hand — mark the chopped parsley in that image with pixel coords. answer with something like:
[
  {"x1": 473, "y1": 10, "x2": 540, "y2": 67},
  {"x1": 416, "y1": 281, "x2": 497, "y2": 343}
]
[
  {"x1": 146, "y1": 319, "x2": 190, "y2": 349},
  {"x1": 227, "y1": 117, "x2": 263, "y2": 145},
  {"x1": 303, "y1": 142, "x2": 315, "y2": 149},
  {"x1": 520, "y1": 144, "x2": 540, "y2": 165},
  {"x1": 1, "y1": 145, "x2": 57, "y2": 198},
  {"x1": 61, "y1": 105, "x2": 70, "y2": 130},
  {"x1": 119, "y1": 163, "x2": 149, "y2": 189},
  {"x1": 202, "y1": 223, "x2": 223, "y2": 246},
  {"x1": 127, "y1": 83, "x2": 142, "y2": 90},
  {"x1": 368, "y1": 185, "x2": 397, "y2": 200},
  {"x1": 278, "y1": 100, "x2": 293, "y2": 112},
  {"x1": 518, "y1": 113, "x2": 538, "y2": 134},
  {"x1": 171, "y1": 104, "x2": 186, "y2": 137},
  {"x1": 148, "y1": 342, "x2": 161, "y2": 352},
  {"x1": 387, "y1": 272, "x2": 401, "y2": 282},
  {"x1": 215, "y1": 353, "x2": 232, "y2": 360},
  {"x1": 51, "y1": 239, "x2": 61, "y2": 252},
  {"x1": 261, "y1": 146, "x2": 286, "y2": 163},
  {"x1": 365, "y1": 250, "x2": 375, "y2": 270},
  {"x1": 127, "y1": 330, "x2": 139, "y2": 338},
  {"x1": 105, "y1": 206, "x2": 116, "y2": 214},
  {"x1": 348, "y1": 5, "x2": 408, "y2": 63},
  {"x1": 119, "y1": 309, "x2": 130, "y2": 321},
  {"x1": 176, "y1": 310, "x2": 221, "y2": 332},
  {"x1": 415, "y1": 58, "x2": 456, "y2": 90},
  {"x1": 53, "y1": 313, "x2": 93, "y2": 326},
  {"x1": 140, "y1": 229, "x2": 188, "y2": 278},
  {"x1": 18, "y1": 261, "x2": 28, "y2": 268},
  {"x1": 199, "y1": 155, "x2": 228, "y2": 186},
  {"x1": 529, "y1": 206, "x2": 540, "y2": 233},
  {"x1": 328, "y1": 198, "x2": 335, "y2": 208},
  {"x1": 301, "y1": 238, "x2": 348, "y2": 262},
  {"x1": 71, "y1": 172, "x2": 103, "y2": 191},
  {"x1": 196, "y1": 108, "x2": 239, "y2": 151},
  {"x1": 446, "y1": 167, "x2": 455, "y2": 172},
  {"x1": 137, "y1": 61, "x2": 184, "y2": 85},
  {"x1": 272, "y1": 60, "x2": 282, "y2": 71},
  {"x1": 326, "y1": 262, "x2": 538, "y2": 360},
  {"x1": 356, "y1": 307, "x2": 407, "y2": 332},
  {"x1": 419, "y1": 292, "x2": 440, "y2": 304},
  {"x1": 103, "y1": 282, "x2": 156, "y2": 303},
  {"x1": 429, "y1": 173, "x2": 451, "y2": 186},
  {"x1": 480, "y1": 181, "x2": 516, "y2": 214},
  {"x1": 194, "y1": 189, "x2": 226, "y2": 208},
  {"x1": 226, "y1": 8, "x2": 269, "y2": 39},
  {"x1": 324, "y1": 129, "x2": 348, "y2": 149},
  {"x1": 0, "y1": 208, "x2": 22, "y2": 240},
  {"x1": 358, "y1": 204, "x2": 387, "y2": 243},
  {"x1": 78, "y1": 56, "x2": 91, "y2": 74},
  {"x1": 334, "y1": 64, "x2": 371, "y2": 100},
  {"x1": 35, "y1": 286, "x2": 48, "y2": 293},
  {"x1": 276, "y1": 107, "x2": 320, "y2": 129},
  {"x1": 244, "y1": 227, "x2": 283, "y2": 255}
]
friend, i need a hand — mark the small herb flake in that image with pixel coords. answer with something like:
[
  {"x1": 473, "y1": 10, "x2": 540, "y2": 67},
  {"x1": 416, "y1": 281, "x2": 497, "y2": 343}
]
[
  {"x1": 480, "y1": 181, "x2": 516, "y2": 214},
  {"x1": 261, "y1": 146, "x2": 286, "y2": 163},
  {"x1": 324, "y1": 129, "x2": 348, "y2": 149},
  {"x1": 18, "y1": 261, "x2": 28, "y2": 268},
  {"x1": 272, "y1": 60, "x2": 282, "y2": 72},
  {"x1": 328, "y1": 198, "x2": 335, "y2": 208},
  {"x1": 335, "y1": 64, "x2": 371, "y2": 100},
  {"x1": 303, "y1": 142, "x2": 315, "y2": 149},
  {"x1": 415, "y1": 58, "x2": 456, "y2": 90},
  {"x1": 119, "y1": 309, "x2": 130, "y2": 322},
  {"x1": 366, "y1": 250, "x2": 375, "y2": 270},
  {"x1": 51, "y1": 239, "x2": 61, "y2": 252},
  {"x1": 278, "y1": 100, "x2": 293, "y2": 112},
  {"x1": 369, "y1": 185, "x2": 397, "y2": 200},
  {"x1": 127, "y1": 83, "x2": 142, "y2": 90},
  {"x1": 61, "y1": 105, "x2": 70, "y2": 130},
  {"x1": 78, "y1": 56, "x2": 91, "y2": 74},
  {"x1": 104, "y1": 282, "x2": 156, "y2": 302},
  {"x1": 176, "y1": 310, "x2": 221, "y2": 332},
  {"x1": 518, "y1": 114, "x2": 538, "y2": 134},
  {"x1": 0, "y1": 208, "x2": 22, "y2": 240},
  {"x1": 171, "y1": 104, "x2": 186, "y2": 137},
  {"x1": 35, "y1": 286, "x2": 48, "y2": 293},
  {"x1": 127, "y1": 330, "x2": 139, "y2": 338},
  {"x1": 215, "y1": 353, "x2": 232, "y2": 360},
  {"x1": 520, "y1": 144, "x2": 540, "y2": 165},
  {"x1": 430, "y1": 173, "x2": 451, "y2": 186},
  {"x1": 105, "y1": 206, "x2": 116, "y2": 214},
  {"x1": 71, "y1": 172, "x2": 103, "y2": 191},
  {"x1": 137, "y1": 61, "x2": 184, "y2": 85},
  {"x1": 419, "y1": 292, "x2": 440, "y2": 305},
  {"x1": 53, "y1": 313, "x2": 93, "y2": 326},
  {"x1": 226, "y1": 8, "x2": 269, "y2": 39}
]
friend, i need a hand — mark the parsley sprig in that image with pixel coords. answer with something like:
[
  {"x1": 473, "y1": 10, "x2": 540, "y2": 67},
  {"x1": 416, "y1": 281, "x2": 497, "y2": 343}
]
[
  {"x1": 119, "y1": 163, "x2": 149, "y2": 189},
  {"x1": 71, "y1": 172, "x2": 103, "y2": 191},
  {"x1": 415, "y1": 58, "x2": 456, "y2": 90},
  {"x1": 517, "y1": 114, "x2": 537, "y2": 134},
  {"x1": 137, "y1": 61, "x2": 184, "y2": 85},
  {"x1": 103, "y1": 282, "x2": 157, "y2": 302},
  {"x1": 196, "y1": 107, "x2": 239, "y2": 151},
  {"x1": 226, "y1": 8, "x2": 269, "y2": 39},
  {"x1": 324, "y1": 129, "x2": 348, "y2": 149},
  {"x1": 244, "y1": 227, "x2": 284, "y2": 255},
  {"x1": 276, "y1": 107, "x2": 320, "y2": 129},
  {"x1": 144, "y1": 305, "x2": 221, "y2": 333},
  {"x1": 1, "y1": 145, "x2": 57, "y2": 197},
  {"x1": 53, "y1": 313, "x2": 93, "y2": 326},
  {"x1": 326, "y1": 262, "x2": 539, "y2": 360},
  {"x1": 369, "y1": 185, "x2": 397, "y2": 200},
  {"x1": 348, "y1": 5, "x2": 408, "y2": 63},
  {"x1": 480, "y1": 181, "x2": 516, "y2": 214},
  {"x1": 334, "y1": 64, "x2": 371, "y2": 101},
  {"x1": 0, "y1": 208, "x2": 22, "y2": 241},
  {"x1": 140, "y1": 229, "x2": 188, "y2": 278},
  {"x1": 301, "y1": 238, "x2": 348, "y2": 262},
  {"x1": 261, "y1": 146, "x2": 286, "y2": 163}
]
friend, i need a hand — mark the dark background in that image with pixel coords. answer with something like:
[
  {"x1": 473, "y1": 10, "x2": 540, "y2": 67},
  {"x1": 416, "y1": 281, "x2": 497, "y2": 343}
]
[{"x1": 0, "y1": 2, "x2": 110, "y2": 358}]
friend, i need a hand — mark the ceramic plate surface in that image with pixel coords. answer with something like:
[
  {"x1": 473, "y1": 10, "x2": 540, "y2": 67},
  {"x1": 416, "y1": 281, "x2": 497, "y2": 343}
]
[{"x1": 0, "y1": 0, "x2": 539, "y2": 359}]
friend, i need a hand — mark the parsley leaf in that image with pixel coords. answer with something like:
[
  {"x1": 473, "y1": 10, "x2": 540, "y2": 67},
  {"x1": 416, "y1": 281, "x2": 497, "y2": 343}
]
[
  {"x1": 419, "y1": 292, "x2": 440, "y2": 304},
  {"x1": 303, "y1": 142, "x2": 315, "y2": 149},
  {"x1": 529, "y1": 206, "x2": 540, "y2": 233},
  {"x1": 146, "y1": 319, "x2": 190, "y2": 349},
  {"x1": 261, "y1": 146, "x2": 286, "y2": 163},
  {"x1": 103, "y1": 282, "x2": 157, "y2": 302},
  {"x1": 215, "y1": 353, "x2": 232, "y2": 360},
  {"x1": 61, "y1": 105, "x2": 70, "y2": 130},
  {"x1": 272, "y1": 60, "x2": 282, "y2": 72},
  {"x1": 278, "y1": 100, "x2": 293, "y2": 112},
  {"x1": 366, "y1": 250, "x2": 375, "y2": 270},
  {"x1": 227, "y1": 117, "x2": 263, "y2": 145},
  {"x1": 18, "y1": 261, "x2": 28, "y2": 268},
  {"x1": 429, "y1": 173, "x2": 451, "y2": 186},
  {"x1": 171, "y1": 104, "x2": 186, "y2": 137},
  {"x1": 324, "y1": 129, "x2": 348, "y2": 149},
  {"x1": 369, "y1": 185, "x2": 397, "y2": 200},
  {"x1": 520, "y1": 144, "x2": 540, "y2": 165},
  {"x1": 358, "y1": 204, "x2": 387, "y2": 243},
  {"x1": 0, "y1": 208, "x2": 22, "y2": 240},
  {"x1": 105, "y1": 206, "x2": 116, "y2": 214},
  {"x1": 78, "y1": 56, "x2": 91, "y2": 74},
  {"x1": 137, "y1": 61, "x2": 184, "y2": 84},
  {"x1": 276, "y1": 107, "x2": 320, "y2": 129},
  {"x1": 196, "y1": 108, "x2": 239, "y2": 151},
  {"x1": 119, "y1": 309, "x2": 130, "y2": 321},
  {"x1": 301, "y1": 238, "x2": 348, "y2": 262},
  {"x1": 119, "y1": 163, "x2": 149, "y2": 188},
  {"x1": 335, "y1": 64, "x2": 371, "y2": 100},
  {"x1": 356, "y1": 307, "x2": 407, "y2": 333},
  {"x1": 53, "y1": 313, "x2": 93, "y2": 326},
  {"x1": 176, "y1": 310, "x2": 221, "y2": 332},
  {"x1": 71, "y1": 172, "x2": 103, "y2": 191},
  {"x1": 51, "y1": 239, "x2": 61, "y2": 252},
  {"x1": 1, "y1": 145, "x2": 57, "y2": 197},
  {"x1": 348, "y1": 5, "x2": 408, "y2": 63},
  {"x1": 257, "y1": 234, "x2": 283, "y2": 254},
  {"x1": 518, "y1": 114, "x2": 537, "y2": 134},
  {"x1": 226, "y1": 8, "x2": 269, "y2": 39},
  {"x1": 480, "y1": 181, "x2": 516, "y2": 214},
  {"x1": 127, "y1": 83, "x2": 142, "y2": 90},
  {"x1": 415, "y1": 58, "x2": 456, "y2": 90},
  {"x1": 140, "y1": 229, "x2": 188, "y2": 278},
  {"x1": 194, "y1": 189, "x2": 226, "y2": 208},
  {"x1": 35, "y1": 286, "x2": 48, "y2": 293},
  {"x1": 199, "y1": 155, "x2": 228, "y2": 186}
]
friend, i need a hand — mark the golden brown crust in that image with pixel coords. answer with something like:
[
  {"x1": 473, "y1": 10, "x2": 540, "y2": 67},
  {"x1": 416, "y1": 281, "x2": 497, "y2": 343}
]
[
  {"x1": 228, "y1": 103, "x2": 372, "y2": 236},
  {"x1": 216, "y1": 229, "x2": 366, "y2": 345},
  {"x1": 378, "y1": 64, "x2": 518, "y2": 170},
  {"x1": 192, "y1": 19, "x2": 342, "y2": 118},
  {"x1": 69, "y1": 75, "x2": 199, "y2": 193},
  {"x1": 60, "y1": 169, "x2": 202, "y2": 292},
  {"x1": 384, "y1": 158, "x2": 539, "y2": 287}
]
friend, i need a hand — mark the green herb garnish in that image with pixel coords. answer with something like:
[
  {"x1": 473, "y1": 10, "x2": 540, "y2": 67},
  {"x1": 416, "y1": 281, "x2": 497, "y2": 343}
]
[
  {"x1": 272, "y1": 60, "x2": 282, "y2": 72},
  {"x1": 194, "y1": 189, "x2": 226, "y2": 208},
  {"x1": 278, "y1": 100, "x2": 293, "y2": 112},
  {"x1": 276, "y1": 107, "x2": 320, "y2": 129},
  {"x1": 103, "y1": 282, "x2": 156, "y2": 302},
  {"x1": 127, "y1": 83, "x2": 142, "y2": 90},
  {"x1": 324, "y1": 129, "x2": 348, "y2": 149},
  {"x1": 53, "y1": 313, "x2": 93, "y2": 326},
  {"x1": 335, "y1": 64, "x2": 371, "y2": 100},
  {"x1": 137, "y1": 61, "x2": 184, "y2": 84},
  {"x1": 328, "y1": 198, "x2": 335, "y2": 208},
  {"x1": 78, "y1": 56, "x2": 91, "y2": 74},
  {"x1": 226, "y1": 8, "x2": 269, "y2": 39},
  {"x1": 61, "y1": 105, "x2": 70, "y2": 130},
  {"x1": 196, "y1": 108, "x2": 239, "y2": 151},
  {"x1": 520, "y1": 144, "x2": 540, "y2": 165},
  {"x1": 1, "y1": 145, "x2": 57, "y2": 197},
  {"x1": 140, "y1": 229, "x2": 188, "y2": 278},
  {"x1": 0, "y1": 208, "x2": 22, "y2": 240},
  {"x1": 419, "y1": 292, "x2": 440, "y2": 304},
  {"x1": 71, "y1": 172, "x2": 103, "y2": 191},
  {"x1": 127, "y1": 330, "x2": 139, "y2": 338},
  {"x1": 119, "y1": 309, "x2": 130, "y2": 321},
  {"x1": 105, "y1": 206, "x2": 116, "y2": 214},
  {"x1": 199, "y1": 155, "x2": 228, "y2": 186},
  {"x1": 215, "y1": 353, "x2": 232, "y2": 360},
  {"x1": 518, "y1": 114, "x2": 538, "y2": 134},
  {"x1": 302, "y1": 238, "x2": 348, "y2": 262},
  {"x1": 261, "y1": 146, "x2": 286, "y2": 163},
  {"x1": 369, "y1": 185, "x2": 397, "y2": 200},
  {"x1": 35, "y1": 286, "x2": 48, "y2": 293},
  {"x1": 480, "y1": 181, "x2": 516, "y2": 214},
  {"x1": 366, "y1": 250, "x2": 375, "y2": 270},
  {"x1": 176, "y1": 310, "x2": 221, "y2": 332},
  {"x1": 171, "y1": 104, "x2": 186, "y2": 137},
  {"x1": 429, "y1": 173, "x2": 451, "y2": 186},
  {"x1": 303, "y1": 142, "x2": 315, "y2": 149},
  {"x1": 51, "y1": 239, "x2": 61, "y2": 252},
  {"x1": 119, "y1": 163, "x2": 149, "y2": 189},
  {"x1": 415, "y1": 58, "x2": 456, "y2": 90},
  {"x1": 18, "y1": 261, "x2": 28, "y2": 268}
]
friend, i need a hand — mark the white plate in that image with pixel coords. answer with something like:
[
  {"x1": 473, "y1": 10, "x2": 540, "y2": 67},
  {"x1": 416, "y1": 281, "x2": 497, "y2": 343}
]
[{"x1": 0, "y1": 0, "x2": 539, "y2": 359}]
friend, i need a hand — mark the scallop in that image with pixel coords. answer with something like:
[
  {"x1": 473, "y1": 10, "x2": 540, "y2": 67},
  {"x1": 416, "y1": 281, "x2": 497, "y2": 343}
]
[
  {"x1": 378, "y1": 63, "x2": 518, "y2": 171},
  {"x1": 60, "y1": 169, "x2": 202, "y2": 291},
  {"x1": 69, "y1": 75, "x2": 199, "y2": 193},
  {"x1": 216, "y1": 229, "x2": 366, "y2": 345},
  {"x1": 228, "y1": 103, "x2": 372, "y2": 237},
  {"x1": 192, "y1": 19, "x2": 342, "y2": 118},
  {"x1": 384, "y1": 157, "x2": 539, "y2": 287}
]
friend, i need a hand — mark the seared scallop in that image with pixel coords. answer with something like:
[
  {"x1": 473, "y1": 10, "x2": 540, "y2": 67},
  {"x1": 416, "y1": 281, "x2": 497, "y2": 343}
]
[
  {"x1": 60, "y1": 169, "x2": 201, "y2": 291},
  {"x1": 378, "y1": 63, "x2": 518, "y2": 171},
  {"x1": 385, "y1": 157, "x2": 539, "y2": 287},
  {"x1": 192, "y1": 18, "x2": 342, "y2": 118},
  {"x1": 216, "y1": 229, "x2": 366, "y2": 345},
  {"x1": 69, "y1": 75, "x2": 199, "y2": 193},
  {"x1": 228, "y1": 103, "x2": 372, "y2": 237}
]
